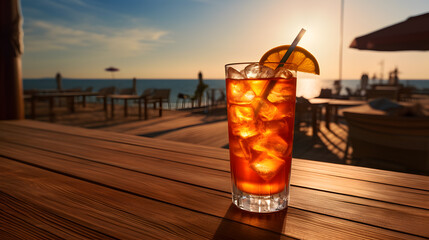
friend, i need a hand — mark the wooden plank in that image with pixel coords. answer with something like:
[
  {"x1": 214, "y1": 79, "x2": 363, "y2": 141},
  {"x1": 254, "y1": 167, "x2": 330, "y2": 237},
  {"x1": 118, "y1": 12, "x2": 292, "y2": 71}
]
[
  {"x1": 5, "y1": 120, "x2": 429, "y2": 192},
  {"x1": 152, "y1": 120, "x2": 228, "y2": 148},
  {"x1": 0, "y1": 124, "x2": 230, "y2": 172},
  {"x1": 0, "y1": 157, "x2": 294, "y2": 240},
  {"x1": 291, "y1": 170, "x2": 429, "y2": 210},
  {"x1": 1, "y1": 139, "x2": 429, "y2": 238},
  {"x1": 292, "y1": 159, "x2": 429, "y2": 191},
  {"x1": 0, "y1": 192, "x2": 116, "y2": 240},
  {"x1": 5, "y1": 120, "x2": 231, "y2": 160},
  {"x1": 2, "y1": 124, "x2": 429, "y2": 211},
  {"x1": 0, "y1": 201, "x2": 63, "y2": 240}
]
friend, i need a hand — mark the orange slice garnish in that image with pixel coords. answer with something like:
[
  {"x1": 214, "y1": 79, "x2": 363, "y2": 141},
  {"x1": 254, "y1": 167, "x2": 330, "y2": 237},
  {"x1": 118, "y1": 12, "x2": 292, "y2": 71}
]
[{"x1": 259, "y1": 45, "x2": 320, "y2": 75}]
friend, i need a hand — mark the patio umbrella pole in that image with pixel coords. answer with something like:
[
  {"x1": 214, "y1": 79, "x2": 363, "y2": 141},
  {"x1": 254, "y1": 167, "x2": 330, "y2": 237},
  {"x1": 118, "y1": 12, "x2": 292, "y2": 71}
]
[
  {"x1": 0, "y1": 0, "x2": 24, "y2": 120},
  {"x1": 339, "y1": 0, "x2": 344, "y2": 82}
]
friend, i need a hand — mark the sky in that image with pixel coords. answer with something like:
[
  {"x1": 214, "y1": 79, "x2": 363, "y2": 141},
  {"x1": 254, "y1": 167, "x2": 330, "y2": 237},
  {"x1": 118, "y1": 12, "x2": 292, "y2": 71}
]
[{"x1": 20, "y1": 0, "x2": 429, "y2": 80}]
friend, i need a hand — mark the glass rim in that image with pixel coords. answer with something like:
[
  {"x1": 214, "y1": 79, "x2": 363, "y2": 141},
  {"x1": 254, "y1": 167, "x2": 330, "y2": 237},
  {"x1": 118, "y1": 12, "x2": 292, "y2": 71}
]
[{"x1": 225, "y1": 62, "x2": 297, "y2": 70}]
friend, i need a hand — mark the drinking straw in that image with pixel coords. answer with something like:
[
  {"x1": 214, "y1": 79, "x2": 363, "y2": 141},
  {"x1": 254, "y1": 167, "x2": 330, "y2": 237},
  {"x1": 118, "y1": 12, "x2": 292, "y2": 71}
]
[
  {"x1": 276, "y1": 28, "x2": 306, "y2": 69},
  {"x1": 255, "y1": 28, "x2": 306, "y2": 114}
]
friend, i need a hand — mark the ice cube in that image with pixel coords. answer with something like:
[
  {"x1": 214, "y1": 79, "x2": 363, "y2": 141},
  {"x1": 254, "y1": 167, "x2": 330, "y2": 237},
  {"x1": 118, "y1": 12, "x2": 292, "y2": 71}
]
[
  {"x1": 227, "y1": 80, "x2": 256, "y2": 104},
  {"x1": 250, "y1": 152, "x2": 285, "y2": 181},
  {"x1": 248, "y1": 80, "x2": 267, "y2": 96},
  {"x1": 239, "y1": 138, "x2": 252, "y2": 159},
  {"x1": 251, "y1": 134, "x2": 289, "y2": 158},
  {"x1": 262, "y1": 120, "x2": 289, "y2": 136},
  {"x1": 243, "y1": 63, "x2": 261, "y2": 79},
  {"x1": 252, "y1": 98, "x2": 281, "y2": 121},
  {"x1": 230, "y1": 138, "x2": 251, "y2": 159},
  {"x1": 229, "y1": 105, "x2": 254, "y2": 123},
  {"x1": 274, "y1": 68, "x2": 293, "y2": 79},
  {"x1": 272, "y1": 102, "x2": 295, "y2": 119},
  {"x1": 229, "y1": 140, "x2": 242, "y2": 157},
  {"x1": 231, "y1": 122, "x2": 259, "y2": 139},
  {"x1": 267, "y1": 82, "x2": 295, "y2": 103},
  {"x1": 243, "y1": 64, "x2": 275, "y2": 79},
  {"x1": 259, "y1": 66, "x2": 275, "y2": 78},
  {"x1": 227, "y1": 67, "x2": 245, "y2": 79}
]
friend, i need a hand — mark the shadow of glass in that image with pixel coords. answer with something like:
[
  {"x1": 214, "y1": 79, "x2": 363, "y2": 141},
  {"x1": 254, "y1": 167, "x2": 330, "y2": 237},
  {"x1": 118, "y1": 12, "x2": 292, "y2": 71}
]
[{"x1": 212, "y1": 203, "x2": 288, "y2": 240}]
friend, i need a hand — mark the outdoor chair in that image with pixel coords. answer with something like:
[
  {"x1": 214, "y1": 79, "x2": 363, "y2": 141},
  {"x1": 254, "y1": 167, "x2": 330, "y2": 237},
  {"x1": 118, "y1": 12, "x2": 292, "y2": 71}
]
[
  {"x1": 141, "y1": 88, "x2": 154, "y2": 98},
  {"x1": 316, "y1": 88, "x2": 332, "y2": 98},
  {"x1": 398, "y1": 86, "x2": 416, "y2": 101},
  {"x1": 215, "y1": 89, "x2": 226, "y2": 106},
  {"x1": 108, "y1": 88, "x2": 158, "y2": 120},
  {"x1": 119, "y1": 88, "x2": 135, "y2": 95},
  {"x1": 96, "y1": 86, "x2": 116, "y2": 111},
  {"x1": 97, "y1": 86, "x2": 116, "y2": 97},
  {"x1": 205, "y1": 89, "x2": 212, "y2": 107},
  {"x1": 366, "y1": 89, "x2": 399, "y2": 101},
  {"x1": 77, "y1": 86, "x2": 94, "y2": 104},
  {"x1": 190, "y1": 90, "x2": 209, "y2": 108},
  {"x1": 65, "y1": 88, "x2": 82, "y2": 92},
  {"x1": 295, "y1": 97, "x2": 312, "y2": 130},
  {"x1": 345, "y1": 87, "x2": 353, "y2": 97},
  {"x1": 177, "y1": 93, "x2": 190, "y2": 109},
  {"x1": 147, "y1": 89, "x2": 171, "y2": 109},
  {"x1": 344, "y1": 112, "x2": 429, "y2": 173}
]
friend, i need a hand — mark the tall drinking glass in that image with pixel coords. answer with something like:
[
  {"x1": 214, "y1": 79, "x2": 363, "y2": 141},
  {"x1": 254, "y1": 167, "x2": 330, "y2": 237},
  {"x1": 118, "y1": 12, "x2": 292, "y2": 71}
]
[{"x1": 225, "y1": 62, "x2": 297, "y2": 213}]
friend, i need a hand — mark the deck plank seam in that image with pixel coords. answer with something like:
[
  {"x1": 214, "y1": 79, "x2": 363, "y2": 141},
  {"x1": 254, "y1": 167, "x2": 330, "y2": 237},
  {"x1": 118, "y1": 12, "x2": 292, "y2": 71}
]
[
  {"x1": 292, "y1": 185, "x2": 429, "y2": 211},
  {"x1": 293, "y1": 168, "x2": 429, "y2": 192}
]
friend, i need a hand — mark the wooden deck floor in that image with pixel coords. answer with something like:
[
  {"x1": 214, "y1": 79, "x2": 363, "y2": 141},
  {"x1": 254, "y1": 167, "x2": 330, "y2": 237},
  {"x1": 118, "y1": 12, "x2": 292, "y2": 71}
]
[{"x1": 26, "y1": 101, "x2": 348, "y2": 165}]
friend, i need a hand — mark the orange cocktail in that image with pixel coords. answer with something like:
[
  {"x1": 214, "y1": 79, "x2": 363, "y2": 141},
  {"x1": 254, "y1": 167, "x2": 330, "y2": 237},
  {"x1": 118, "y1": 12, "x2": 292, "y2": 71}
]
[{"x1": 225, "y1": 62, "x2": 297, "y2": 213}]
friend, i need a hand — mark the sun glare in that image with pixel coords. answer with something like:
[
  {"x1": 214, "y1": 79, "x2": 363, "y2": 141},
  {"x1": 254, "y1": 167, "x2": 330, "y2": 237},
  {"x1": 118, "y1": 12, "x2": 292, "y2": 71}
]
[{"x1": 296, "y1": 77, "x2": 321, "y2": 99}]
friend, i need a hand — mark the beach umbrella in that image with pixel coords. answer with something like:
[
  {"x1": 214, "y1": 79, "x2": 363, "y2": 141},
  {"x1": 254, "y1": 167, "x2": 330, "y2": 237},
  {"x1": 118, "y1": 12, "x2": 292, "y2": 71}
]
[
  {"x1": 349, "y1": 12, "x2": 429, "y2": 51},
  {"x1": 105, "y1": 66, "x2": 119, "y2": 78}
]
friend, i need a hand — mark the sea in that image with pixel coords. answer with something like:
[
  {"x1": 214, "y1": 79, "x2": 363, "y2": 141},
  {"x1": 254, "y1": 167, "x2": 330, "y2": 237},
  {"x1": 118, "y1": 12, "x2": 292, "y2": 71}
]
[{"x1": 23, "y1": 78, "x2": 429, "y2": 108}]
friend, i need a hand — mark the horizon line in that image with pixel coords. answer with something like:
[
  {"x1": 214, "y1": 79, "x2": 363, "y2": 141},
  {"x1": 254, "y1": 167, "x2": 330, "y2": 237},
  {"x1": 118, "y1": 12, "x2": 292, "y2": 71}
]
[{"x1": 22, "y1": 77, "x2": 429, "y2": 81}]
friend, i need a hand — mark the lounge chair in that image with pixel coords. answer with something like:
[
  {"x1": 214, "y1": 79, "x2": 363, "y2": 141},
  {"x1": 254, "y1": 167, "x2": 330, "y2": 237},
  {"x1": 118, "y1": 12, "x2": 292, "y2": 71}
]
[{"x1": 344, "y1": 111, "x2": 429, "y2": 173}]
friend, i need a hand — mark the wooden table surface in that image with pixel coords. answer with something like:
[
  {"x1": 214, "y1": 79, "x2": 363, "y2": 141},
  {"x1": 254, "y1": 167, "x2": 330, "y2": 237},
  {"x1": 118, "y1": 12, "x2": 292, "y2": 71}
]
[
  {"x1": 33, "y1": 92, "x2": 100, "y2": 97},
  {"x1": 107, "y1": 94, "x2": 163, "y2": 120},
  {"x1": 1, "y1": 120, "x2": 428, "y2": 239},
  {"x1": 27, "y1": 92, "x2": 101, "y2": 121},
  {"x1": 308, "y1": 98, "x2": 367, "y2": 134}
]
